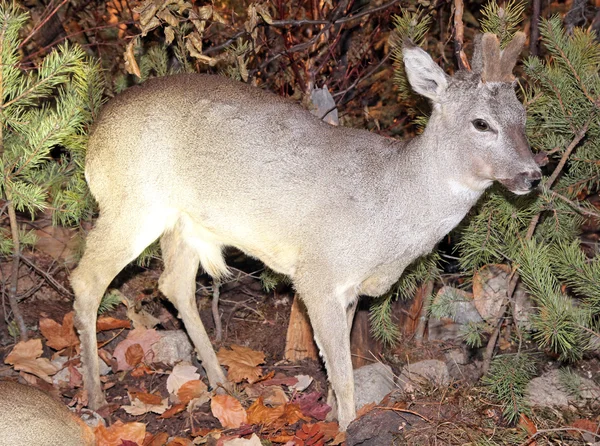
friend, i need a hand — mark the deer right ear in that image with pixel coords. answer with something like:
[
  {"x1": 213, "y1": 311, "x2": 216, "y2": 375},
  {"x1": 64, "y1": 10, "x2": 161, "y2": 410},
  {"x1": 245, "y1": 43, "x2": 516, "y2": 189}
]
[{"x1": 403, "y1": 44, "x2": 448, "y2": 102}]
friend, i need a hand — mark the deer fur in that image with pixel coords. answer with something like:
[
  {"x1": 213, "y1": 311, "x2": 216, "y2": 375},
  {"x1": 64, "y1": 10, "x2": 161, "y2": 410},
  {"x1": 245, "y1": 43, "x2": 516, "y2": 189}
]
[
  {"x1": 0, "y1": 381, "x2": 95, "y2": 446},
  {"x1": 71, "y1": 33, "x2": 541, "y2": 430}
]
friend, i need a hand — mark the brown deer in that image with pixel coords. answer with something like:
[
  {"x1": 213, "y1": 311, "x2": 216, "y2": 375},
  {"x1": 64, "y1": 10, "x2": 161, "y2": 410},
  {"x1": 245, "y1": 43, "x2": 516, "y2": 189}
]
[{"x1": 71, "y1": 32, "x2": 540, "y2": 430}]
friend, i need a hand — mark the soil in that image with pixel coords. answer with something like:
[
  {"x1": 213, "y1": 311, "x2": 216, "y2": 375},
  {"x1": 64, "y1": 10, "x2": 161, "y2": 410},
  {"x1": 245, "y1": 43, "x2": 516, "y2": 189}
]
[{"x1": 1, "y1": 248, "x2": 599, "y2": 445}]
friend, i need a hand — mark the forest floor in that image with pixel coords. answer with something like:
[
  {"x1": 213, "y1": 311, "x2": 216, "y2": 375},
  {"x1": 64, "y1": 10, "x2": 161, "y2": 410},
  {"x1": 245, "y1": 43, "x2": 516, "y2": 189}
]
[{"x1": 0, "y1": 243, "x2": 599, "y2": 446}]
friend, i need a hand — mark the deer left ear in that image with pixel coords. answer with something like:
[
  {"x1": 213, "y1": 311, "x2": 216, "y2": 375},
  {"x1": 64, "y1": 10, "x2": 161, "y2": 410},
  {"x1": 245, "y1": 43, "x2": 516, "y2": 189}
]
[{"x1": 403, "y1": 43, "x2": 448, "y2": 102}]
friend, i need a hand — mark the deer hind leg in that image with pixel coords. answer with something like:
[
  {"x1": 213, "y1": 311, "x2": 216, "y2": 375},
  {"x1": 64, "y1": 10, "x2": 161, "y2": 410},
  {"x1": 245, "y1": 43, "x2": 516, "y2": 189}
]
[
  {"x1": 158, "y1": 218, "x2": 227, "y2": 389},
  {"x1": 297, "y1": 283, "x2": 357, "y2": 430},
  {"x1": 71, "y1": 210, "x2": 169, "y2": 410}
]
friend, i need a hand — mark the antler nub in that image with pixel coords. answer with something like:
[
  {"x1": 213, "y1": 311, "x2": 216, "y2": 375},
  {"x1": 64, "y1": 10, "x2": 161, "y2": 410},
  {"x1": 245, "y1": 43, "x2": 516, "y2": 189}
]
[{"x1": 478, "y1": 31, "x2": 526, "y2": 83}]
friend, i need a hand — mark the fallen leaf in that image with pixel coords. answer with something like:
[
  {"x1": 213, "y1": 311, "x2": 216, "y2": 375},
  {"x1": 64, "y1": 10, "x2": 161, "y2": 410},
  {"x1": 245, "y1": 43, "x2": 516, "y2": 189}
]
[
  {"x1": 222, "y1": 434, "x2": 262, "y2": 445},
  {"x1": 126, "y1": 343, "x2": 145, "y2": 367},
  {"x1": 122, "y1": 396, "x2": 169, "y2": 416},
  {"x1": 166, "y1": 363, "x2": 200, "y2": 396},
  {"x1": 129, "y1": 391, "x2": 163, "y2": 405},
  {"x1": 245, "y1": 385, "x2": 288, "y2": 406},
  {"x1": 94, "y1": 420, "x2": 146, "y2": 446},
  {"x1": 292, "y1": 392, "x2": 331, "y2": 421},
  {"x1": 211, "y1": 394, "x2": 248, "y2": 428},
  {"x1": 166, "y1": 438, "x2": 192, "y2": 446},
  {"x1": 159, "y1": 403, "x2": 186, "y2": 419},
  {"x1": 112, "y1": 328, "x2": 160, "y2": 371},
  {"x1": 356, "y1": 402, "x2": 376, "y2": 418},
  {"x1": 290, "y1": 375, "x2": 313, "y2": 392},
  {"x1": 131, "y1": 363, "x2": 153, "y2": 377},
  {"x1": 4, "y1": 339, "x2": 59, "y2": 382},
  {"x1": 97, "y1": 317, "x2": 131, "y2": 331},
  {"x1": 217, "y1": 345, "x2": 265, "y2": 384},
  {"x1": 518, "y1": 413, "x2": 537, "y2": 437},
  {"x1": 281, "y1": 403, "x2": 310, "y2": 425},
  {"x1": 178, "y1": 379, "x2": 208, "y2": 404},
  {"x1": 247, "y1": 397, "x2": 286, "y2": 426},
  {"x1": 144, "y1": 431, "x2": 169, "y2": 446},
  {"x1": 39, "y1": 312, "x2": 79, "y2": 350}
]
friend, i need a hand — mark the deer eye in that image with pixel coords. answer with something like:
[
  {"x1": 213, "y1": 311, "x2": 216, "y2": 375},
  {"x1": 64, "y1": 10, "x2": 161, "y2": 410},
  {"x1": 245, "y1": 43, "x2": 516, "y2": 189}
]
[{"x1": 472, "y1": 119, "x2": 490, "y2": 132}]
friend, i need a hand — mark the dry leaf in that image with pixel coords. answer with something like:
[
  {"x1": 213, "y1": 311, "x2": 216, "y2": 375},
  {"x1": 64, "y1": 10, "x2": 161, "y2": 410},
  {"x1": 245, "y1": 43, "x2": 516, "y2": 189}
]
[
  {"x1": 165, "y1": 438, "x2": 192, "y2": 446},
  {"x1": 145, "y1": 431, "x2": 169, "y2": 446},
  {"x1": 96, "y1": 317, "x2": 131, "y2": 332},
  {"x1": 166, "y1": 363, "x2": 200, "y2": 396},
  {"x1": 112, "y1": 328, "x2": 160, "y2": 371},
  {"x1": 4, "y1": 339, "x2": 59, "y2": 382},
  {"x1": 130, "y1": 391, "x2": 163, "y2": 405},
  {"x1": 159, "y1": 403, "x2": 186, "y2": 419},
  {"x1": 122, "y1": 396, "x2": 169, "y2": 416},
  {"x1": 246, "y1": 397, "x2": 285, "y2": 426},
  {"x1": 94, "y1": 421, "x2": 146, "y2": 446},
  {"x1": 124, "y1": 40, "x2": 141, "y2": 77},
  {"x1": 217, "y1": 345, "x2": 265, "y2": 384},
  {"x1": 222, "y1": 434, "x2": 262, "y2": 445},
  {"x1": 211, "y1": 394, "x2": 248, "y2": 428},
  {"x1": 39, "y1": 312, "x2": 79, "y2": 350},
  {"x1": 125, "y1": 343, "x2": 145, "y2": 367},
  {"x1": 177, "y1": 379, "x2": 208, "y2": 404},
  {"x1": 291, "y1": 375, "x2": 313, "y2": 392}
]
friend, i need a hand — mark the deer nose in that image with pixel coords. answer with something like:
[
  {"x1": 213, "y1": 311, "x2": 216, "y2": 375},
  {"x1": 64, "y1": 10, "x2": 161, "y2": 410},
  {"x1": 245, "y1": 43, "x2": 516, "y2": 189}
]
[{"x1": 522, "y1": 169, "x2": 542, "y2": 189}]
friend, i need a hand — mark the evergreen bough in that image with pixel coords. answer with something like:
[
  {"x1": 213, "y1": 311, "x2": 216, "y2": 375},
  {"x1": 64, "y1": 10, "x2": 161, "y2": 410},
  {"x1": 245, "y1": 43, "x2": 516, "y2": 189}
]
[{"x1": 0, "y1": 3, "x2": 102, "y2": 339}]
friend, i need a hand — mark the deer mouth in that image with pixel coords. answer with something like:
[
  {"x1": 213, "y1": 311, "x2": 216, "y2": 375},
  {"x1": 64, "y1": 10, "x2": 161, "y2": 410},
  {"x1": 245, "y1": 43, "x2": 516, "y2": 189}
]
[{"x1": 498, "y1": 175, "x2": 541, "y2": 195}]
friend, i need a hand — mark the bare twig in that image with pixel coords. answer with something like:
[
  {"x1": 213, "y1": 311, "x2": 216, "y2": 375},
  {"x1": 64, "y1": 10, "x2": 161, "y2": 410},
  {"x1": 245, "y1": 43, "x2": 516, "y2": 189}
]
[
  {"x1": 453, "y1": 0, "x2": 470, "y2": 71},
  {"x1": 212, "y1": 278, "x2": 222, "y2": 342},
  {"x1": 529, "y1": 0, "x2": 541, "y2": 56},
  {"x1": 19, "y1": 0, "x2": 69, "y2": 49},
  {"x1": 6, "y1": 202, "x2": 27, "y2": 340},
  {"x1": 19, "y1": 255, "x2": 73, "y2": 297}
]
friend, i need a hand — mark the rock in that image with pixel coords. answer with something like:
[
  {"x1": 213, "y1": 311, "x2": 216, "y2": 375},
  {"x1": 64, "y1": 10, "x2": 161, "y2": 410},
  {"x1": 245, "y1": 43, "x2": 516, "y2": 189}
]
[
  {"x1": 346, "y1": 409, "x2": 409, "y2": 446},
  {"x1": 526, "y1": 369, "x2": 600, "y2": 409},
  {"x1": 428, "y1": 287, "x2": 482, "y2": 341},
  {"x1": 397, "y1": 360, "x2": 449, "y2": 394},
  {"x1": 353, "y1": 363, "x2": 395, "y2": 411},
  {"x1": 472, "y1": 264, "x2": 510, "y2": 320},
  {"x1": 151, "y1": 330, "x2": 193, "y2": 365}
]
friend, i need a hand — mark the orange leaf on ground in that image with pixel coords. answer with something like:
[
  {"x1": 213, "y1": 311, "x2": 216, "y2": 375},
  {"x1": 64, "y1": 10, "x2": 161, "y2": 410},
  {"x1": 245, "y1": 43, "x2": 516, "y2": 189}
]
[
  {"x1": 94, "y1": 421, "x2": 146, "y2": 446},
  {"x1": 217, "y1": 345, "x2": 265, "y2": 384},
  {"x1": 144, "y1": 431, "x2": 169, "y2": 446},
  {"x1": 178, "y1": 379, "x2": 208, "y2": 404},
  {"x1": 130, "y1": 391, "x2": 163, "y2": 405},
  {"x1": 211, "y1": 394, "x2": 248, "y2": 428},
  {"x1": 356, "y1": 402, "x2": 376, "y2": 419},
  {"x1": 4, "y1": 339, "x2": 59, "y2": 382},
  {"x1": 97, "y1": 316, "x2": 131, "y2": 331},
  {"x1": 519, "y1": 413, "x2": 537, "y2": 437},
  {"x1": 166, "y1": 363, "x2": 200, "y2": 396},
  {"x1": 159, "y1": 403, "x2": 186, "y2": 419},
  {"x1": 125, "y1": 343, "x2": 144, "y2": 367},
  {"x1": 39, "y1": 312, "x2": 79, "y2": 350},
  {"x1": 122, "y1": 396, "x2": 169, "y2": 416},
  {"x1": 166, "y1": 438, "x2": 193, "y2": 446},
  {"x1": 112, "y1": 328, "x2": 160, "y2": 371},
  {"x1": 247, "y1": 397, "x2": 286, "y2": 426}
]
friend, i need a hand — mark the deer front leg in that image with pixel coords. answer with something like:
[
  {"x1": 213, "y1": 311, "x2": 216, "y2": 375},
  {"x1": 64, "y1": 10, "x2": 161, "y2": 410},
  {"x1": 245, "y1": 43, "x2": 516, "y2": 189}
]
[{"x1": 300, "y1": 289, "x2": 356, "y2": 430}]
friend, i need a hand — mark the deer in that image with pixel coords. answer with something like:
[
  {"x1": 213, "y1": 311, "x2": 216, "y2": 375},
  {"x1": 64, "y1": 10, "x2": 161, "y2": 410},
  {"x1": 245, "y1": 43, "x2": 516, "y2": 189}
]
[
  {"x1": 71, "y1": 32, "x2": 541, "y2": 430},
  {"x1": 0, "y1": 381, "x2": 95, "y2": 446}
]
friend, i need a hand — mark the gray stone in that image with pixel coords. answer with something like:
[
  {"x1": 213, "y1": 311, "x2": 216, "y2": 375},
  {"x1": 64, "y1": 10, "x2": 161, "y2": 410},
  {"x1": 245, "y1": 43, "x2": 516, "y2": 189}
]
[
  {"x1": 353, "y1": 363, "x2": 395, "y2": 410},
  {"x1": 526, "y1": 369, "x2": 600, "y2": 409},
  {"x1": 428, "y1": 287, "x2": 483, "y2": 342},
  {"x1": 151, "y1": 330, "x2": 193, "y2": 365},
  {"x1": 398, "y1": 360, "x2": 450, "y2": 394}
]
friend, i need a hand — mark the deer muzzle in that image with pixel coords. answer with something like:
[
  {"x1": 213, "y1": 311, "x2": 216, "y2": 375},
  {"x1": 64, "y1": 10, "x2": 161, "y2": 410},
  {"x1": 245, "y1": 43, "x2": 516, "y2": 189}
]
[{"x1": 499, "y1": 168, "x2": 542, "y2": 195}]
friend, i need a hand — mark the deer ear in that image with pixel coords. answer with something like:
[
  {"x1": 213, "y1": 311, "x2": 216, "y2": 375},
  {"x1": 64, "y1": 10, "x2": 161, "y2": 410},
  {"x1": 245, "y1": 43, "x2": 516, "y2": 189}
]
[{"x1": 403, "y1": 43, "x2": 448, "y2": 102}]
